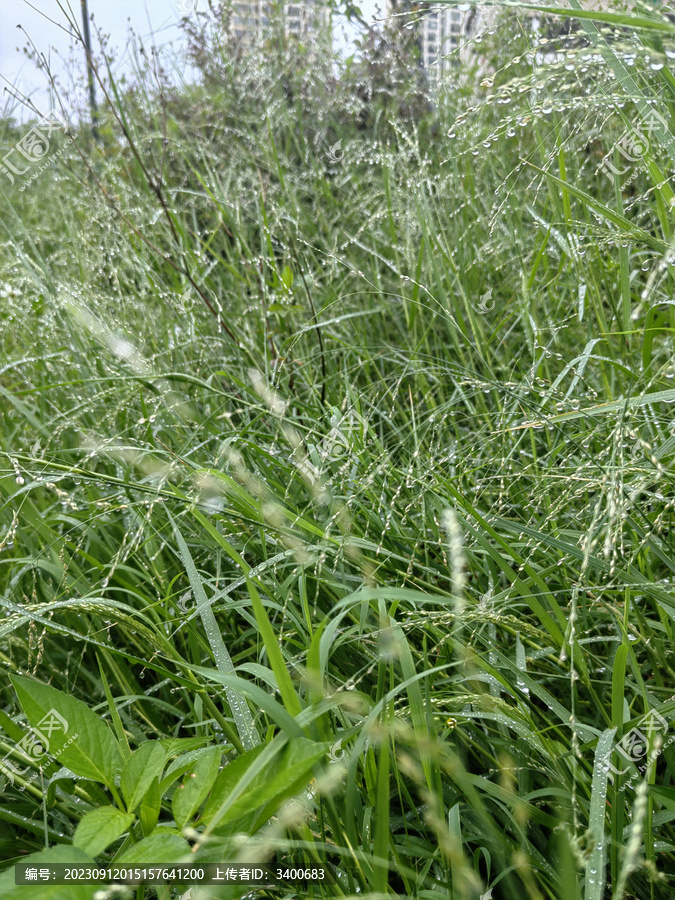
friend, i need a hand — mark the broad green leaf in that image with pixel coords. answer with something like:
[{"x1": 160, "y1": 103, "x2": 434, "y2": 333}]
[
  {"x1": 113, "y1": 832, "x2": 190, "y2": 865},
  {"x1": 158, "y1": 737, "x2": 210, "y2": 758},
  {"x1": 200, "y1": 742, "x2": 266, "y2": 830},
  {"x1": 121, "y1": 741, "x2": 166, "y2": 812},
  {"x1": 0, "y1": 845, "x2": 96, "y2": 899},
  {"x1": 0, "y1": 707, "x2": 24, "y2": 743},
  {"x1": 138, "y1": 775, "x2": 161, "y2": 836},
  {"x1": 73, "y1": 806, "x2": 135, "y2": 857},
  {"x1": 172, "y1": 746, "x2": 222, "y2": 829},
  {"x1": 161, "y1": 745, "x2": 225, "y2": 794},
  {"x1": 202, "y1": 737, "x2": 326, "y2": 834},
  {"x1": 11, "y1": 675, "x2": 124, "y2": 790}
]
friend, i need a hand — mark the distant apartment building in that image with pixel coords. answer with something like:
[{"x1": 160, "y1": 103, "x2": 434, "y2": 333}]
[
  {"x1": 420, "y1": 6, "x2": 467, "y2": 82},
  {"x1": 229, "y1": 0, "x2": 331, "y2": 46},
  {"x1": 392, "y1": 0, "x2": 663, "y2": 86},
  {"x1": 385, "y1": 2, "x2": 473, "y2": 84}
]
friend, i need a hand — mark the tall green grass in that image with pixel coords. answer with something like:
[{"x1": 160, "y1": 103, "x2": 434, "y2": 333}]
[{"x1": 0, "y1": 1, "x2": 675, "y2": 898}]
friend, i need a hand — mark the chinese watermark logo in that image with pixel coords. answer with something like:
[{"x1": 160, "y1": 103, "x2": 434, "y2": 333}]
[
  {"x1": 176, "y1": 589, "x2": 195, "y2": 614},
  {"x1": 328, "y1": 739, "x2": 345, "y2": 763},
  {"x1": 297, "y1": 408, "x2": 370, "y2": 486},
  {"x1": 327, "y1": 735, "x2": 371, "y2": 764},
  {"x1": 599, "y1": 109, "x2": 668, "y2": 182},
  {"x1": 477, "y1": 289, "x2": 494, "y2": 313},
  {"x1": 327, "y1": 140, "x2": 344, "y2": 165},
  {"x1": 178, "y1": 288, "x2": 196, "y2": 313},
  {"x1": 319, "y1": 408, "x2": 368, "y2": 464},
  {"x1": 607, "y1": 708, "x2": 672, "y2": 791},
  {"x1": 1, "y1": 110, "x2": 72, "y2": 192},
  {"x1": 0, "y1": 709, "x2": 78, "y2": 790}
]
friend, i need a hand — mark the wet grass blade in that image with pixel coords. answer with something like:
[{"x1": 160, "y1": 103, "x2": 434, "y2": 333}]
[
  {"x1": 585, "y1": 728, "x2": 617, "y2": 900},
  {"x1": 169, "y1": 512, "x2": 260, "y2": 751}
]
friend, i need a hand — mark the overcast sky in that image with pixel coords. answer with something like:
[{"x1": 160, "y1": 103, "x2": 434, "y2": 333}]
[{"x1": 0, "y1": 0, "x2": 383, "y2": 122}]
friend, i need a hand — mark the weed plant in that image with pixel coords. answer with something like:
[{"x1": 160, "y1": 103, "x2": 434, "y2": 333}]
[{"x1": 0, "y1": 2, "x2": 674, "y2": 898}]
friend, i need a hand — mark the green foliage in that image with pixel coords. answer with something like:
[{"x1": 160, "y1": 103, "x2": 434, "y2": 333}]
[
  {"x1": 73, "y1": 807, "x2": 136, "y2": 856},
  {"x1": 1, "y1": 1, "x2": 675, "y2": 898},
  {"x1": 11, "y1": 675, "x2": 125, "y2": 791},
  {"x1": 120, "y1": 741, "x2": 166, "y2": 812}
]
